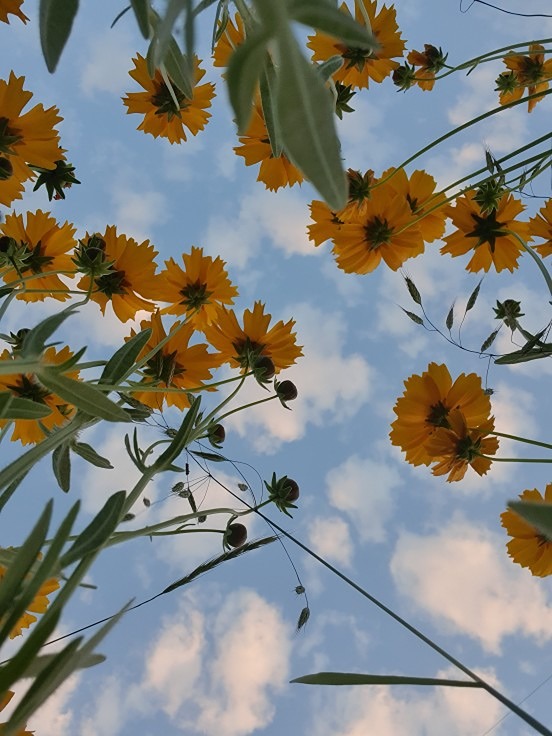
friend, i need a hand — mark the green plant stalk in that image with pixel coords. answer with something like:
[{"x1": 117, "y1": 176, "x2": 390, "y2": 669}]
[
  {"x1": 195, "y1": 371, "x2": 249, "y2": 433},
  {"x1": 508, "y1": 231, "x2": 552, "y2": 298},
  {"x1": 487, "y1": 431, "x2": 552, "y2": 451},
  {"x1": 216, "y1": 393, "x2": 278, "y2": 422},
  {"x1": 481, "y1": 455, "x2": 552, "y2": 463}
]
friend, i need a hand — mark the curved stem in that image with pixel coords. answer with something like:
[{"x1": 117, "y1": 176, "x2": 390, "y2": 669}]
[
  {"x1": 217, "y1": 393, "x2": 277, "y2": 422},
  {"x1": 487, "y1": 431, "x2": 552, "y2": 451},
  {"x1": 508, "y1": 231, "x2": 552, "y2": 299}
]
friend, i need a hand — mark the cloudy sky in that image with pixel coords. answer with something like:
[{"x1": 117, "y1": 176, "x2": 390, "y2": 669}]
[{"x1": 2, "y1": 0, "x2": 552, "y2": 734}]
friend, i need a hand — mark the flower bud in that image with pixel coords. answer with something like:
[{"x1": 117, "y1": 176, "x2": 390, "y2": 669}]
[
  {"x1": 253, "y1": 355, "x2": 275, "y2": 382},
  {"x1": 225, "y1": 522, "x2": 247, "y2": 548},
  {"x1": 276, "y1": 380, "x2": 298, "y2": 403},
  {"x1": 283, "y1": 478, "x2": 300, "y2": 502},
  {"x1": 208, "y1": 423, "x2": 226, "y2": 447},
  {"x1": 0, "y1": 157, "x2": 13, "y2": 180}
]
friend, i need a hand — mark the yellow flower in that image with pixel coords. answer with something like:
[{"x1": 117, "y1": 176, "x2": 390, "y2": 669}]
[
  {"x1": 384, "y1": 167, "x2": 447, "y2": 242},
  {"x1": 129, "y1": 311, "x2": 222, "y2": 411},
  {"x1": 501, "y1": 44, "x2": 552, "y2": 112},
  {"x1": 0, "y1": 0, "x2": 28, "y2": 24},
  {"x1": 0, "y1": 346, "x2": 79, "y2": 444},
  {"x1": 307, "y1": 0, "x2": 405, "y2": 90},
  {"x1": 0, "y1": 210, "x2": 76, "y2": 301},
  {"x1": 441, "y1": 190, "x2": 530, "y2": 273},
  {"x1": 234, "y1": 100, "x2": 304, "y2": 192},
  {"x1": 307, "y1": 200, "x2": 343, "y2": 246},
  {"x1": 528, "y1": 198, "x2": 552, "y2": 257},
  {"x1": 153, "y1": 246, "x2": 238, "y2": 329},
  {"x1": 331, "y1": 184, "x2": 424, "y2": 273},
  {"x1": 501, "y1": 485, "x2": 552, "y2": 577},
  {"x1": 203, "y1": 301, "x2": 303, "y2": 372},
  {"x1": 0, "y1": 73, "x2": 62, "y2": 207},
  {"x1": 213, "y1": 13, "x2": 245, "y2": 68},
  {"x1": 424, "y1": 411, "x2": 499, "y2": 482},
  {"x1": 122, "y1": 54, "x2": 215, "y2": 144},
  {"x1": 390, "y1": 362, "x2": 493, "y2": 467},
  {"x1": 406, "y1": 44, "x2": 447, "y2": 91},
  {"x1": 0, "y1": 556, "x2": 59, "y2": 638},
  {"x1": 0, "y1": 690, "x2": 34, "y2": 735},
  {"x1": 76, "y1": 226, "x2": 158, "y2": 323}
]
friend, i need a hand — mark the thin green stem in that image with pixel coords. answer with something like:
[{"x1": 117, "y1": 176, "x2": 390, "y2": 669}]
[
  {"x1": 508, "y1": 231, "x2": 552, "y2": 298},
  {"x1": 482, "y1": 455, "x2": 552, "y2": 463},
  {"x1": 217, "y1": 393, "x2": 277, "y2": 422},
  {"x1": 487, "y1": 431, "x2": 552, "y2": 451}
]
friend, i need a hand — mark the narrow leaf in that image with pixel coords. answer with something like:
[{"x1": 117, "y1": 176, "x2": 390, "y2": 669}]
[
  {"x1": 227, "y1": 31, "x2": 270, "y2": 133},
  {"x1": 315, "y1": 55, "x2": 344, "y2": 81},
  {"x1": 291, "y1": 672, "x2": 482, "y2": 687},
  {"x1": 153, "y1": 396, "x2": 201, "y2": 469},
  {"x1": 152, "y1": 0, "x2": 186, "y2": 68},
  {"x1": 260, "y1": 58, "x2": 283, "y2": 157},
  {"x1": 72, "y1": 441, "x2": 113, "y2": 469},
  {"x1": 163, "y1": 36, "x2": 194, "y2": 100},
  {"x1": 401, "y1": 308, "x2": 424, "y2": 326},
  {"x1": 0, "y1": 394, "x2": 51, "y2": 420},
  {"x1": 190, "y1": 450, "x2": 226, "y2": 462},
  {"x1": 446, "y1": 303, "x2": 454, "y2": 331},
  {"x1": 465, "y1": 279, "x2": 482, "y2": 312},
  {"x1": 404, "y1": 276, "x2": 422, "y2": 305},
  {"x1": 130, "y1": 0, "x2": 151, "y2": 38},
  {"x1": 480, "y1": 329, "x2": 499, "y2": 352},
  {"x1": 508, "y1": 501, "x2": 552, "y2": 540},
  {"x1": 100, "y1": 328, "x2": 151, "y2": 385},
  {"x1": 21, "y1": 308, "x2": 75, "y2": 357},
  {"x1": 38, "y1": 368, "x2": 129, "y2": 422},
  {"x1": 52, "y1": 443, "x2": 71, "y2": 492},
  {"x1": 23, "y1": 652, "x2": 105, "y2": 678},
  {"x1": 39, "y1": 0, "x2": 79, "y2": 72},
  {"x1": 494, "y1": 344, "x2": 552, "y2": 364}
]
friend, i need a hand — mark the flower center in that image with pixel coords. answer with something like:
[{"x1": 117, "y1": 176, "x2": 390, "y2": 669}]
[
  {"x1": 426, "y1": 401, "x2": 450, "y2": 428},
  {"x1": 234, "y1": 338, "x2": 265, "y2": 370},
  {"x1": 519, "y1": 56, "x2": 546, "y2": 84},
  {"x1": 151, "y1": 82, "x2": 188, "y2": 120},
  {"x1": 364, "y1": 217, "x2": 393, "y2": 249},
  {"x1": 94, "y1": 269, "x2": 129, "y2": 297},
  {"x1": 7, "y1": 375, "x2": 50, "y2": 404},
  {"x1": 339, "y1": 45, "x2": 375, "y2": 72},
  {"x1": 179, "y1": 280, "x2": 212, "y2": 311},
  {"x1": 466, "y1": 209, "x2": 507, "y2": 252},
  {"x1": 144, "y1": 350, "x2": 185, "y2": 386},
  {"x1": 20, "y1": 241, "x2": 55, "y2": 275},
  {"x1": 0, "y1": 117, "x2": 21, "y2": 156}
]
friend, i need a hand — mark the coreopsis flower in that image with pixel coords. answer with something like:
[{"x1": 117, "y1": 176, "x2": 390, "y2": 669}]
[
  {"x1": 129, "y1": 311, "x2": 222, "y2": 411},
  {"x1": 501, "y1": 484, "x2": 552, "y2": 577},
  {"x1": 498, "y1": 44, "x2": 552, "y2": 112},
  {"x1": 153, "y1": 246, "x2": 238, "y2": 329},
  {"x1": 390, "y1": 362, "x2": 493, "y2": 467},
  {"x1": 441, "y1": 189, "x2": 530, "y2": 273},
  {"x1": 0, "y1": 72, "x2": 62, "y2": 207},
  {"x1": 424, "y1": 411, "x2": 499, "y2": 482},
  {"x1": 406, "y1": 44, "x2": 447, "y2": 91},
  {"x1": 0, "y1": 558, "x2": 59, "y2": 637},
  {"x1": 234, "y1": 100, "x2": 304, "y2": 191},
  {"x1": 0, "y1": 345, "x2": 79, "y2": 444},
  {"x1": 0, "y1": 0, "x2": 28, "y2": 23},
  {"x1": 203, "y1": 301, "x2": 303, "y2": 372},
  {"x1": 307, "y1": 200, "x2": 343, "y2": 246},
  {"x1": 123, "y1": 54, "x2": 215, "y2": 144},
  {"x1": 213, "y1": 13, "x2": 245, "y2": 68},
  {"x1": 0, "y1": 210, "x2": 76, "y2": 301},
  {"x1": 383, "y1": 167, "x2": 447, "y2": 242},
  {"x1": 528, "y1": 198, "x2": 552, "y2": 257},
  {"x1": 307, "y1": 0, "x2": 405, "y2": 90},
  {"x1": 331, "y1": 184, "x2": 424, "y2": 273},
  {"x1": 76, "y1": 226, "x2": 158, "y2": 322},
  {"x1": 0, "y1": 690, "x2": 34, "y2": 735}
]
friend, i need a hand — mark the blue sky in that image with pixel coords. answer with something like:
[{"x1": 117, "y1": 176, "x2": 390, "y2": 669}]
[{"x1": 2, "y1": 0, "x2": 552, "y2": 734}]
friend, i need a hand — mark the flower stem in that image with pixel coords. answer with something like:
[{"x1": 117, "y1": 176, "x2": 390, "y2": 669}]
[
  {"x1": 217, "y1": 393, "x2": 277, "y2": 422},
  {"x1": 487, "y1": 431, "x2": 552, "y2": 451},
  {"x1": 507, "y1": 231, "x2": 552, "y2": 298}
]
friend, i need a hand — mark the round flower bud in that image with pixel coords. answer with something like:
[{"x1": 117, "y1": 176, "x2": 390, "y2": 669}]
[
  {"x1": 225, "y1": 522, "x2": 247, "y2": 548},
  {"x1": 0, "y1": 157, "x2": 13, "y2": 181},
  {"x1": 254, "y1": 355, "x2": 275, "y2": 382},
  {"x1": 276, "y1": 380, "x2": 298, "y2": 402},
  {"x1": 208, "y1": 423, "x2": 226, "y2": 447},
  {"x1": 283, "y1": 478, "x2": 300, "y2": 502}
]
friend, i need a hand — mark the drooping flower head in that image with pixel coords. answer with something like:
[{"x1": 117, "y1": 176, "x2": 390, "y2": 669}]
[
  {"x1": 406, "y1": 44, "x2": 447, "y2": 91},
  {"x1": 497, "y1": 44, "x2": 552, "y2": 112},
  {"x1": 213, "y1": 13, "x2": 245, "y2": 68},
  {"x1": 76, "y1": 225, "x2": 158, "y2": 322},
  {"x1": 123, "y1": 54, "x2": 215, "y2": 144},
  {"x1": 441, "y1": 188, "x2": 530, "y2": 273},
  {"x1": 203, "y1": 302, "x2": 303, "y2": 373},
  {"x1": 390, "y1": 362, "x2": 493, "y2": 467},
  {"x1": 0, "y1": 345, "x2": 79, "y2": 444},
  {"x1": 528, "y1": 198, "x2": 552, "y2": 257},
  {"x1": 501, "y1": 484, "x2": 552, "y2": 577},
  {"x1": 0, "y1": 72, "x2": 62, "y2": 207},
  {"x1": 234, "y1": 100, "x2": 304, "y2": 191},
  {"x1": 0, "y1": 0, "x2": 28, "y2": 24},
  {"x1": 129, "y1": 311, "x2": 222, "y2": 411},
  {"x1": 307, "y1": 0, "x2": 405, "y2": 90},
  {"x1": 154, "y1": 246, "x2": 238, "y2": 329},
  {"x1": 0, "y1": 210, "x2": 76, "y2": 301}
]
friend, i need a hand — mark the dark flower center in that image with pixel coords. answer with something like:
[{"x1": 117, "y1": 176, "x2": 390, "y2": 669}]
[
  {"x1": 365, "y1": 217, "x2": 393, "y2": 249},
  {"x1": 21, "y1": 241, "x2": 55, "y2": 275},
  {"x1": 339, "y1": 45, "x2": 375, "y2": 72},
  {"x1": 426, "y1": 401, "x2": 450, "y2": 428},
  {"x1": 94, "y1": 269, "x2": 129, "y2": 297},
  {"x1": 7, "y1": 375, "x2": 50, "y2": 404},
  {"x1": 151, "y1": 82, "x2": 188, "y2": 120},
  {"x1": 144, "y1": 350, "x2": 185, "y2": 385},
  {"x1": 0, "y1": 117, "x2": 21, "y2": 156},
  {"x1": 466, "y1": 209, "x2": 507, "y2": 252},
  {"x1": 179, "y1": 280, "x2": 212, "y2": 310},
  {"x1": 234, "y1": 338, "x2": 265, "y2": 370},
  {"x1": 519, "y1": 56, "x2": 546, "y2": 84}
]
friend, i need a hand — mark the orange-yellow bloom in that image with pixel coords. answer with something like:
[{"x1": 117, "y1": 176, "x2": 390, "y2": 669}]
[
  {"x1": 203, "y1": 302, "x2": 303, "y2": 372},
  {"x1": 501, "y1": 484, "x2": 552, "y2": 577},
  {"x1": 384, "y1": 167, "x2": 447, "y2": 242},
  {"x1": 0, "y1": 346, "x2": 79, "y2": 444},
  {"x1": 0, "y1": 559, "x2": 59, "y2": 637},
  {"x1": 0, "y1": 0, "x2": 28, "y2": 24},
  {"x1": 406, "y1": 44, "x2": 447, "y2": 91},
  {"x1": 307, "y1": 0, "x2": 405, "y2": 90},
  {"x1": 499, "y1": 44, "x2": 552, "y2": 112},
  {"x1": 129, "y1": 311, "x2": 222, "y2": 411},
  {"x1": 0, "y1": 689, "x2": 34, "y2": 735},
  {"x1": 528, "y1": 198, "x2": 552, "y2": 257},
  {"x1": 123, "y1": 54, "x2": 215, "y2": 144},
  {"x1": 390, "y1": 362, "x2": 493, "y2": 467},
  {"x1": 0, "y1": 210, "x2": 76, "y2": 301},
  {"x1": 153, "y1": 246, "x2": 238, "y2": 329},
  {"x1": 234, "y1": 100, "x2": 304, "y2": 191},
  {"x1": 76, "y1": 226, "x2": 158, "y2": 322},
  {"x1": 441, "y1": 190, "x2": 530, "y2": 273},
  {"x1": 213, "y1": 13, "x2": 245, "y2": 68}
]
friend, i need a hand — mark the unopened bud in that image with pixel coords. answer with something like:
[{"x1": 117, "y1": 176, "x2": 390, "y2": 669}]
[{"x1": 225, "y1": 522, "x2": 247, "y2": 548}]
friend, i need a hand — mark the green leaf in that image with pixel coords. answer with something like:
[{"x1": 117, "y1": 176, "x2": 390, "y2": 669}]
[
  {"x1": 164, "y1": 36, "x2": 194, "y2": 99},
  {"x1": 60, "y1": 491, "x2": 126, "y2": 568},
  {"x1": 404, "y1": 276, "x2": 422, "y2": 305},
  {"x1": 23, "y1": 652, "x2": 105, "y2": 678},
  {"x1": 315, "y1": 55, "x2": 344, "y2": 81},
  {"x1": 465, "y1": 279, "x2": 482, "y2": 312},
  {"x1": 508, "y1": 501, "x2": 552, "y2": 540},
  {"x1": 130, "y1": 0, "x2": 151, "y2": 38},
  {"x1": 480, "y1": 329, "x2": 499, "y2": 352},
  {"x1": 291, "y1": 672, "x2": 482, "y2": 687},
  {"x1": 401, "y1": 308, "x2": 424, "y2": 326},
  {"x1": 211, "y1": 0, "x2": 229, "y2": 49},
  {"x1": 227, "y1": 32, "x2": 271, "y2": 133},
  {"x1": 39, "y1": 0, "x2": 79, "y2": 71},
  {"x1": 190, "y1": 450, "x2": 226, "y2": 462},
  {"x1": 153, "y1": 397, "x2": 201, "y2": 469},
  {"x1": 0, "y1": 473, "x2": 27, "y2": 513},
  {"x1": 20, "y1": 308, "x2": 76, "y2": 358},
  {"x1": 260, "y1": 58, "x2": 283, "y2": 157},
  {"x1": 152, "y1": 0, "x2": 186, "y2": 69},
  {"x1": 100, "y1": 328, "x2": 152, "y2": 386},
  {"x1": 275, "y1": 30, "x2": 347, "y2": 210},
  {"x1": 494, "y1": 343, "x2": 552, "y2": 364},
  {"x1": 52, "y1": 443, "x2": 71, "y2": 492},
  {"x1": 0, "y1": 393, "x2": 51, "y2": 420},
  {"x1": 72, "y1": 441, "x2": 113, "y2": 469},
  {"x1": 446, "y1": 303, "x2": 454, "y2": 331},
  {"x1": 287, "y1": 0, "x2": 377, "y2": 49},
  {"x1": 37, "y1": 368, "x2": 130, "y2": 422}
]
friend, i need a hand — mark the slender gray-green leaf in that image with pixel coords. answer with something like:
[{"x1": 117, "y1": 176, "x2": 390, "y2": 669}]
[
  {"x1": 131, "y1": 0, "x2": 151, "y2": 38},
  {"x1": 287, "y1": 0, "x2": 377, "y2": 49},
  {"x1": 190, "y1": 450, "x2": 226, "y2": 462},
  {"x1": 152, "y1": 0, "x2": 186, "y2": 68},
  {"x1": 291, "y1": 672, "x2": 482, "y2": 687},
  {"x1": 401, "y1": 308, "x2": 424, "y2": 326},
  {"x1": 37, "y1": 368, "x2": 129, "y2": 422},
  {"x1": 21, "y1": 308, "x2": 76, "y2": 358},
  {"x1": 227, "y1": 31, "x2": 271, "y2": 132},
  {"x1": 60, "y1": 491, "x2": 126, "y2": 568},
  {"x1": 100, "y1": 328, "x2": 151, "y2": 386},
  {"x1": 260, "y1": 58, "x2": 283, "y2": 157},
  {"x1": 153, "y1": 396, "x2": 201, "y2": 468},
  {"x1": 275, "y1": 30, "x2": 347, "y2": 209},
  {"x1": 316, "y1": 55, "x2": 344, "y2": 81},
  {"x1": 0, "y1": 393, "x2": 51, "y2": 420},
  {"x1": 446, "y1": 303, "x2": 454, "y2": 331},
  {"x1": 52, "y1": 443, "x2": 71, "y2": 492},
  {"x1": 39, "y1": 0, "x2": 79, "y2": 72},
  {"x1": 211, "y1": 0, "x2": 229, "y2": 48},
  {"x1": 164, "y1": 36, "x2": 194, "y2": 99},
  {"x1": 23, "y1": 652, "x2": 105, "y2": 678},
  {"x1": 404, "y1": 276, "x2": 422, "y2": 305},
  {"x1": 0, "y1": 472, "x2": 27, "y2": 513},
  {"x1": 465, "y1": 279, "x2": 482, "y2": 312},
  {"x1": 508, "y1": 501, "x2": 552, "y2": 540},
  {"x1": 494, "y1": 343, "x2": 552, "y2": 364},
  {"x1": 481, "y1": 329, "x2": 499, "y2": 353},
  {"x1": 72, "y1": 441, "x2": 113, "y2": 469},
  {"x1": 183, "y1": 0, "x2": 195, "y2": 85}
]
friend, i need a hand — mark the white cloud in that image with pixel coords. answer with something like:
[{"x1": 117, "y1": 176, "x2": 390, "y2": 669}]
[
  {"x1": 391, "y1": 520, "x2": 552, "y2": 653},
  {"x1": 110, "y1": 185, "x2": 168, "y2": 243},
  {"x1": 307, "y1": 515, "x2": 354, "y2": 568},
  {"x1": 80, "y1": 29, "x2": 136, "y2": 96},
  {"x1": 80, "y1": 675, "x2": 125, "y2": 736},
  {"x1": 325, "y1": 455, "x2": 401, "y2": 543},
  {"x1": 338, "y1": 95, "x2": 396, "y2": 170},
  {"x1": 28, "y1": 674, "x2": 80, "y2": 736}
]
